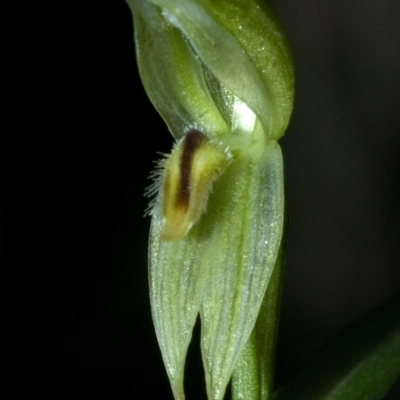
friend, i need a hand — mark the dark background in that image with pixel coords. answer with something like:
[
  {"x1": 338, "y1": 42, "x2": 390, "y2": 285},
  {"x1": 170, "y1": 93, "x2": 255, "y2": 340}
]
[{"x1": 4, "y1": 0, "x2": 400, "y2": 398}]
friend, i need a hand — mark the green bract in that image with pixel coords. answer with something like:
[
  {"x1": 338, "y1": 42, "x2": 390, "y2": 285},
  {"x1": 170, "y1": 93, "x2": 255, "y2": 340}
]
[{"x1": 126, "y1": 0, "x2": 294, "y2": 399}]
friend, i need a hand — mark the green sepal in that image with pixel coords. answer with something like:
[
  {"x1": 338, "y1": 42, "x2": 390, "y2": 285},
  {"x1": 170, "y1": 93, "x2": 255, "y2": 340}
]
[
  {"x1": 232, "y1": 237, "x2": 284, "y2": 400},
  {"x1": 148, "y1": 139, "x2": 284, "y2": 400},
  {"x1": 127, "y1": 0, "x2": 228, "y2": 139},
  {"x1": 127, "y1": 0, "x2": 294, "y2": 141}
]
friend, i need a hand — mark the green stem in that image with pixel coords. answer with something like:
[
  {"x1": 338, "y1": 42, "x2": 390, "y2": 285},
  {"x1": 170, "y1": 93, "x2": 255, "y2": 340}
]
[{"x1": 232, "y1": 233, "x2": 285, "y2": 400}]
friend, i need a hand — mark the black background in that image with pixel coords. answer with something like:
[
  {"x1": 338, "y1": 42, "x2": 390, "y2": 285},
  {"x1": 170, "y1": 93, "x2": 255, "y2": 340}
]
[{"x1": 3, "y1": 0, "x2": 400, "y2": 398}]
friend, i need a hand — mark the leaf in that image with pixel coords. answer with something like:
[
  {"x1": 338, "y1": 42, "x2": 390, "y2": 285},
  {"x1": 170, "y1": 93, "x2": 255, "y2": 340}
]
[{"x1": 274, "y1": 295, "x2": 400, "y2": 400}]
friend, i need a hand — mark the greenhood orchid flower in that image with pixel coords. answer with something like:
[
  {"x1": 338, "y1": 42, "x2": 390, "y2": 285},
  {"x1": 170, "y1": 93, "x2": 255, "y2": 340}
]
[{"x1": 126, "y1": 0, "x2": 294, "y2": 399}]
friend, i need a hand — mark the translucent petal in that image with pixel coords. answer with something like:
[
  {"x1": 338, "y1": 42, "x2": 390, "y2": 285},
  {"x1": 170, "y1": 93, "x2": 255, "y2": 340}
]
[
  {"x1": 149, "y1": 138, "x2": 284, "y2": 400},
  {"x1": 128, "y1": 0, "x2": 228, "y2": 139},
  {"x1": 149, "y1": 0, "x2": 294, "y2": 140},
  {"x1": 199, "y1": 140, "x2": 284, "y2": 400},
  {"x1": 149, "y1": 209, "x2": 217, "y2": 399}
]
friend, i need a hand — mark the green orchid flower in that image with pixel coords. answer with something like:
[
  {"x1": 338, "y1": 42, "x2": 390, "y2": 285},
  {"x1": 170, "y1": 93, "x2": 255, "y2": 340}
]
[{"x1": 126, "y1": 1, "x2": 294, "y2": 399}]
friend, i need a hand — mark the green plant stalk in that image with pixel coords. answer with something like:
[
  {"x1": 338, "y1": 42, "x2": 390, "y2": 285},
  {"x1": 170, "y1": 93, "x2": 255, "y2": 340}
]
[{"x1": 232, "y1": 228, "x2": 284, "y2": 400}]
